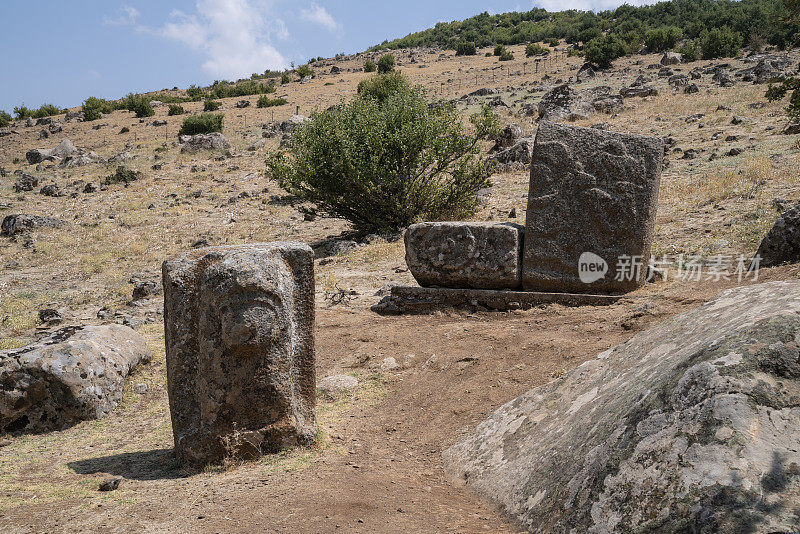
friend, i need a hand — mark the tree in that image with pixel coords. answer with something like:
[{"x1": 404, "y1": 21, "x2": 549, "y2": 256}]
[
  {"x1": 266, "y1": 73, "x2": 500, "y2": 234},
  {"x1": 456, "y1": 41, "x2": 477, "y2": 56},
  {"x1": 377, "y1": 54, "x2": 395, "y2": 74},
  {"x1": 584, "y1": 34, "x2": 626, "y2": 69},
  {"x1": 364, "y1": 59, "x2": 377, "y2": 72},
  {"x1": 701, "y1": 27, "x2": 743, "y2": 59}
]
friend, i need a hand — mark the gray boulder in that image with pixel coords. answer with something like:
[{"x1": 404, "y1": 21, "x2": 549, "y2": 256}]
[
  {"x1": 25, "y1": 139, "x2": 78, "y2": 164},
  {"x1": 538, "y1": 84, "x2": 594, "y2": 122},
  {"x1": 163, "y1": 242, "x2": 317, "y2": 466},
  {"x1": 713, "y1": 70, "x2": 735, "y2": 87},
  {"x1": 756, "y1": 201, "x2": 800, "y2": 266},
  {"x1": 405, "y1": 222, "x2": 523, "y2": 290},
  {"x1": 576, "y1": 63, "x2": 596, "y2": 82},
  {"x1": 0, "y1": 325, "x2": 152, "y2": 432},
  {"x1": 445, "y1": 281, "x2": 800, "y2": 533},
  {"x1": 13, "y1": 173, "x2": 38, "y2": 192},
  {"x1": 280, "y1": 115, "x2": 310, "y2": 133},
  {"x1": 620, "y1": 85, "x2": 658, "y2": 98},
  {"x1": 668, "y1": 74, "x2": 689, "y2": 87},
  {"x1": 317, "y1": 374, "x2": 358, "y2": 396},
  {"x1": 523, "y1": 121, "x2": 663, "y2": 293},
  {"x1": 488, "y1": 137, "x2": 535, "y2": 171},
  {"x1": 1, "y1": 214, "x2": 66, "y2": 237},
  {"x1": 235, "y1": 100, "x2": 251, "y2": 108},
  {"x1": 179, "y1": 133, "x2": 231, "y2": 154},
  {"x1": 660, "y1": 51, "x2": 682, "y2": 65},
  {"x1": 492, "y1": 124, "x2": 525, "y2": 151}
]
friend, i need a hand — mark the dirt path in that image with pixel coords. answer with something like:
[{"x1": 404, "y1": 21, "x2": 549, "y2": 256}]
[{"x1": 2, "y1": 267, "x2": 797, "y2": 533}]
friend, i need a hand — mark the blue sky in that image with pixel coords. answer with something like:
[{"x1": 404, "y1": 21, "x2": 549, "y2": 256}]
[{"x1": 0, "y1": 0, "x2": 650, "y2": 112}]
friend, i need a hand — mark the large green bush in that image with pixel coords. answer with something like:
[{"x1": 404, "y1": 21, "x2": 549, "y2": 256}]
[
  {"x1": 203, "y1": 100, "x2": 221, "y2": 111},
  {"x1": 168, "y1": 104, "x2": 185, "y2": 116},
  {"x1": 356, "y1": 72, "x2": 408, "y2": 101},
  {"x1": 456, "y1": 41, "x2": 477, "y2": 56},
  {"x1": 179, "y1": 113, "x2": 223, "y2": 136},
  {"x1": 0, "y1": 111, "x2": 11, "y2": 127},
  {"x1": 31, "y1": 104, "x2": 63, "y2": 119},
  {"x1": 584, "y1": 34, "x2": 627, "y2": 69},
  {"x1": 119, "y1": 93, "x2": 155, "y2": 118},
  {"x1": 13, "y1": 106, "x2": 32, "y2": 120},
  {"x1": 82, "y1": 97, "x2": 114, "y2": 121},
  {"x1": 377, "y1": 54, "x2": 395, "y2": 74},
  {"x1": 493, "y1": 44, "x2": 506, "y2": 56},
  {"x1": 676, "y1": 39, "x2": 700, "y2": 62},
  {"x1": 296, "y1": 64, "x2": 314, "y2": 78},
  {"x1": 257, "y1": 95, "x2": 287, "y2": 108},
  {"x1": 526, "y1": 43, "x2": 550, "y2": 56},
  {"x1": 265, "y1": 73, "x2": 499, "y2": 234},
  {"x1": 644, "y1": 26, "x2": 683, "y2": 52},
  {"x1": 701, "y1": 27, "x2": 743, "y2": 59},
  {"x1": 364, "y1": 59, "x2": 377, "y2": 72}
]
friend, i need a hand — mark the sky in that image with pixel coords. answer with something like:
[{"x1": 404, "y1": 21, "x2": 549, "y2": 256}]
[{"x1": 0, "y1": 0, "x2": 657, "y2": 112}]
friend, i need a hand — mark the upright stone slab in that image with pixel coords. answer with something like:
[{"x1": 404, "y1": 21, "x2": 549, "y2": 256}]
[
  {"x1": 523, "y1": 121, "x2": 663, "y2": 293},
  {"x1": 405, "y1": 222, "x2": 523, "y2": 290},
  {"x1": 163, "y1": 242, "x2": 316, "y2": 466}
]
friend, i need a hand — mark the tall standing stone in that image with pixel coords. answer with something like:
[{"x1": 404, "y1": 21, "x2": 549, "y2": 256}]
[
  {"x1": 163, "y1": 242, "x2": 316, "y2": 466},
  {"x1": 523, "y1": 121, "x2": 663, "y2": 294}
]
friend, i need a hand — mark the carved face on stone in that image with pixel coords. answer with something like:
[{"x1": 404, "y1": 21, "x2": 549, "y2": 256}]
[{"x1": 200, "y1": 253, "x2": 295, "y2": 360}]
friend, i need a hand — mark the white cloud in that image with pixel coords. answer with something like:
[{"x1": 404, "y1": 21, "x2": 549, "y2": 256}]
[
  {"x1": 156, "y1": 0, "x2": 288, "y2": 79},
  {"x1": 532, "y1": 0, "x2": 658, "y2": 12},
  {"x1": 103, "y1": 5, "x2": 140, "y2": 26},
  {"x1": 300, "y1": 3, "x2": 341, "y2": 32}
]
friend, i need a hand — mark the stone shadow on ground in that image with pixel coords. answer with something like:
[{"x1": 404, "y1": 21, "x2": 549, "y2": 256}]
[{"x1": 67, "y1": 448, "x2": 192, "y2": 481}]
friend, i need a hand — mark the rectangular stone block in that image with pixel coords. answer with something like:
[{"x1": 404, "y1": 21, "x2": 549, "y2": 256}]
[
  {"x1": 163, "y1": 242, "x2": 316, "y2": 467},
  {"x1": 405, "y1": 222, "x2": 523, "y2": 290},
  {"x1": 523, "y1": 122, "x2": 663, "y2": 294}
]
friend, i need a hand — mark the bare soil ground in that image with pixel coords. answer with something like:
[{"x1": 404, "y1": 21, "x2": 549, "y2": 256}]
[{"x1": 1, "y1": 43, "x2": 800, "y2": 532}]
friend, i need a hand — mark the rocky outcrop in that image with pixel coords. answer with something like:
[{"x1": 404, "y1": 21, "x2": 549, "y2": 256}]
[
  {"x1": 0, "y1": 325, "x2": 152, "y2": 432},
  {"x1": 405, "y1": 222, "x2": 523, "y2": 290},
  {"x1": 660, "y1": 51, "x2": 682, "y2": 65},
  {"x1": 492, "y1": 124, "x2": 525, "y2": 152},
  {"x1": 523, "y1": 121, "x2": 663, "y2": 293},
  {"x1": 740, "y1": 54, "x2": 793, "y2": 84},
  {"x1": 1, "y1": 214, "x2": 66, "y2": 237},
  {"x1": 445, "y1": 281, "x2": 800, "y2": 533},
  {"x1": 179, "y1": 133, "x2": 231, "y2": 154},
  {"x1": 488, "y1": 137, "x2": 535, "y2": 171},
  {"x1": 756, "y1": 201, "x2": 800, "y2": 266},
  {"x1": 538, "y1": 85, "x2": 622, "y2": 122},
  {"x1": 162, "y1": 242, "x2": 317, "y2": 466}
]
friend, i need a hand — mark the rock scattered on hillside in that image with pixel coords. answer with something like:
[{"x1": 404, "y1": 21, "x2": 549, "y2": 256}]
[{"x1": 756, "y1": 201, "x2": 800, "y2": 266}]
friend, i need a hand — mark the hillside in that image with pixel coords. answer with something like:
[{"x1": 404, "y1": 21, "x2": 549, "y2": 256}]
[
  {"x1": 1, "y1": 34, "x2": 800, "y2": 532},
  {"x1": 371, "y1": 0, "x2": 797, "y2": 54}
]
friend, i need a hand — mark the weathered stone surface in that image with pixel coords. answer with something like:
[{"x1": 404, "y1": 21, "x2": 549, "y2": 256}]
[
  {"x1": 660, "y1": 51, "x2": 682, "y2": 65},
  {"x1": 444, "y1": 281, "x2": 800, "y2": 533},
  {"x1": 523, "y1": 121, "x2": 663, "y2": 293},
  {"x1": 0, "y1": 325, "x2": 152, "y2": 432},
  {"x1": 1, "y1": 214, "x2": 66, "y2": 237},
  {"x1": 13, "y1": 173, "x2": 38, "y2": 192},
  {"x1": 756, "y1": 201, "x2": 800, "y2": 266},
  {"x1": 163, "y1": 242, "x2": 317, "y2": 466},
  {"x1": 317, "y1": 374, "x2": 358, "y2": 396},
  {"x1": 405, "y1": 222, "x2": 523, "y2": 290},
  {"x1": 179, "y1": 133, "x2": 230, "y2": 154},
  {"x1": 371, "y1": 285, "x2": 621, "y2": 315}
]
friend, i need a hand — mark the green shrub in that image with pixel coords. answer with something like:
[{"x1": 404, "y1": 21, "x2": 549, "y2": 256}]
[
  {"x1": 485, "y1": 52, "x2": 493, "y2": 57},
  {"x1": 281, "y1": 72, "x2": 292, "y2": 84},
  {"x1": 456, "y1": 41, "x2": 477, "y2": 56},
  {"x1": 296, "y1": 64, "x2": 314, "y2": 78},
  {"x1": 0, "y1": 111, "x2": 11, "y2": 128},
  {"x1": 701, "y1": 27, "x2": 743, "y2": 59},
  {"x1": 584, "y1": 34, "x2": 627, "y2": 69},
  {"x1": 499, "y1": 51, "x2": 514, "y2": 61},
  {"x1": 103, "y1": 166, "x2": 142, "y2": 186},
  {"x1": 644, "y1": 26, "x2": 683, "y2": 52},
  {"x1": 265, "y1": 73, "x2": 500, "y2": 234},
  {"x1": 357, "y1": 72, "x2": 409, "y2": 102},
  {"x1": 31, "y1": 104, "x2": 63, "y2": 119},
  {"x1": 493, "y1": 44, "x2": 506, "y2": 56},
  {"x1": 766, "y1": 77, "x2": 800, "y2": 124},
  {"x1": 13, "y1": 106, "x2": 32, "y2": 120},
  {"x1": 377, "y1": 54, "x2": 395, "y2": 74},
  {"x1": 179, "y1": 113, "x2": 224, "y2": 136},
  {"x1": 676, "y1": 39, "x2": 700, "y2": 62},
  {"x1": 257, "y1": 95, "x2": 287, "y2": 108},
  {"x1": 567, "y1": 48, "x2": 583, "y2": 57},
  {"x1": 204, "y1": 100, "x2": 221, "y2": 111},
  {"x1": 168, "y1": 104, "x2": 185, "y2": 116},
  {"x1": 526, "y1": 43, "x2": 550, "y2": 56},
  {"x1": 82, "y1": 97, "x2": 114, "y2": 121},
  {"x1": 186, "y1": 84, "x2": 205, "y2": 99},
  {"x1": 364, "y1": 59, "x2": 377, "y2": 72},
  {"x1": 548, "y1": 38, "x2": 559, "y2": 47},
  {"x1": 119, "y1": 93, "x2": 155, "y2": 118}
]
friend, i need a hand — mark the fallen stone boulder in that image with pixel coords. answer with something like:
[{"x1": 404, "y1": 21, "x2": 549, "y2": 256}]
[
  {"x1": 620, "y1": 85, "x2": 658, "y2": 98},
  {"x1": 1, "y1": 214, "x2": 66, "y2": 236},
  {"x1": 756, "y1": 201, "x2": 800, "y2": 266},
  {"x1": 179, "y1": 133, "x2": 231, "y2": 154},
  {"x1": 445, "y1": 281, "x2": 800, "y2": 533},
  {"x1": 0, "y1": 325, "x2": 152, "y2": 432},
  {"x1": 492, "y1": 124, "x2": 525, "y2": 151},
  {"x1": 523, "y1": 121, "x2": 663, "y2": 293},
  {"x1": 538, "y1": 84, "x2": 594, "y2": 122},
  {"x1": 660, "y1": 51, "x2": 682, "y2": 65},
  {"x1": 740, "y1": 55, "x2": 793, "y2": 84},
  {"x1": 13, "y1": 173, "x2": 38, "y2": 192},
  {"x1": 25, "y1": 139, "x2": 78, "y2": 164},
  {"x1": 163, "y1": 242, "x2": 317, "y2": 466},
  {"x1": 405, "y1": 222, "x2": 523, "y2": 290},
  {"x1": 280, "y1": 115, "x2": 310, "y2": 133},
  {"x1": 488, "y1": 137, "x2": 534, "y2": 171}
]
